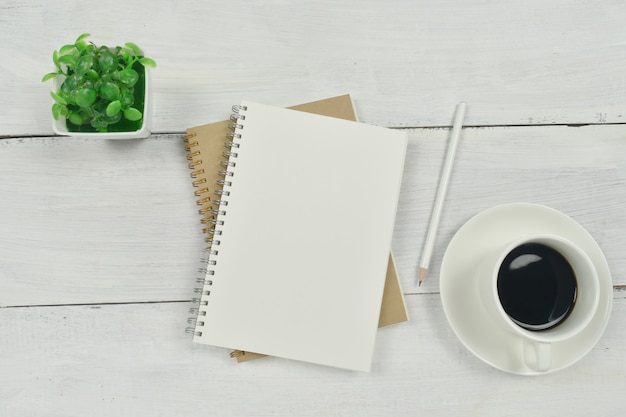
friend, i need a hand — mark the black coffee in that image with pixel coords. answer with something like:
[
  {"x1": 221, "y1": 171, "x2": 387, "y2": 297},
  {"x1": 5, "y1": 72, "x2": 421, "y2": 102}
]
[{"x1": 497, "y1": 243, "x2": 577, "y2": 331}]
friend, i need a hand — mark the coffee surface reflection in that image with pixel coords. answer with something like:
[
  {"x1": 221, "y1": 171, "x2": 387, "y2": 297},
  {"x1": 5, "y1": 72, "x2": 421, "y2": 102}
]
[{"x1": 497, "y1": 243, "x2": 578, "y2": 331}]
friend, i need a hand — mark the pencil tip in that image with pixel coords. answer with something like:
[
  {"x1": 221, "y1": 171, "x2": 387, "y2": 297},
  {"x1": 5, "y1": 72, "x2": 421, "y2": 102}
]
[{"x1": 418, "y1": 267, "x2": 428, "y2": 286}]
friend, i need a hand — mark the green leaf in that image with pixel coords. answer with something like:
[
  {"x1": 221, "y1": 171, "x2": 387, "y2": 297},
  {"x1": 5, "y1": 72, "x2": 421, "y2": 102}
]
[
  {"x1": 53, "y1": 50, "x2": 60, "y2": 69},
  {"x1": 103, "y1": 112, "x2": 122, "y2": 125},
  {"x1": 123, "y1": 107, "x2": 142, "y2": 121},
  {"x1": 75, "y1": 33, "x2": 91, "y2": 43},
  {"x1": 124, "y1": 42, "x2": 142, "y2": 56},
  {"x1": 58, "y1": 54, "x2": 78, "y2": 68},
  {"x1": 84, "y1": 43, "x2": 96, "y2": 54},
  {"x1": 75, "y1": 88, "x2": 97, "y2": 108},
  {"x1": 75, "y1": 39, "x2": 88, "y2": 52},
  {"x1": 86, "y1": 69, "x2": 99, "y2": 80},
  {"x1": 75, "y1": 54, "x2": 94, "y2": 75},
  {"x1": 97, "y1": 51, "x2": 117, "y2": 73},
  {"x1": 62, "y1": 91, "x2": 75, "y2": 106},
  {"x1": 62, "y1": 73, "x2": 83, "y2": 92},
  {"x1": 50, "y1": 91, "x2": 67, "y2": 105},
  {"x1": 106, "y1": 100, "x2": 122, "y2": 117},
  {"x1": 119, "y1": 68, "x2": 139, "y2": 86},
  {"x1": 42, "y1": 72, "x2": 59, "y2": 82},
  {"x1": 99, "y1": 82, "x2": 120, "y2": 101},
  {"x1": 69, "y1": 112, "x2": 85, "y2": 126},
  {"x1": 52, "y1": 103, "x2": 62, "y2": 120},
  {"x1": 138, "y1": 57, "x2": 157, "y2": 68},
  {"x1": 119, "y1": 88, "x2": 134, "y2": 107},
  {"x1": 59, "y1": 44, "x2": 76, "y2": 56},
  {"x1": 119, "y1": 48, "x2": 132, "y2": 65}
]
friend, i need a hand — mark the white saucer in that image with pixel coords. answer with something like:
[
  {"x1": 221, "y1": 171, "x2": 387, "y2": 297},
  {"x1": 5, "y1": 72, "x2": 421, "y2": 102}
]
[{"x1": 440, "y1": 203, "x2": 612, "y2": 375}]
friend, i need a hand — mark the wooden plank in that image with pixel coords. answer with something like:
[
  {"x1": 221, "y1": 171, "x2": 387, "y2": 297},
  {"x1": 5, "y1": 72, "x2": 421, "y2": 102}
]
[
  {"x1": 1, "y1": 125, "x2": 625, "y2": 306},
  {"x1": 398, "y1": 123, "x2": 626, "y2": 292},
  {"x1": 0, "y1": 135, "x2": 205, "y2": 306},
  {"x1": 3, "y1": 0, "x2": 626, "y2": 136},
  {"x1": 0, "y1": 294, "x2": 624, "y2": 416}
]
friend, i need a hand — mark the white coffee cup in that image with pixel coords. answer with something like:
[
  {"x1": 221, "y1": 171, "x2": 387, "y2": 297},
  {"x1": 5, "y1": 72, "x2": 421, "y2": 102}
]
[{"x1": 475, "y1": 234, "x2": 600, "y2": 372}]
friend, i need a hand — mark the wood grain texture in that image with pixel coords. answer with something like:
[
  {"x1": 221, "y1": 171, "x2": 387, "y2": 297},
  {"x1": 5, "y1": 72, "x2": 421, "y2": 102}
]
[
  {"x1": 396, "y1": 123, "x2": 626, "y2": 292},
  {"x1": 3, "y1": 0, "x2": 626, "y2": 136},
  {"x1": 2, "y1": 125, "x2": 624, "y2": 306},
  {"x1": 0, "y1": 135, "x2": 205, "y2": 306},
  {"x1": 1, "y1": 295, "x2": 624, "y2": 417},
  {"x1": 2, "y1": 1, "x2": 626, "y2": 414}
]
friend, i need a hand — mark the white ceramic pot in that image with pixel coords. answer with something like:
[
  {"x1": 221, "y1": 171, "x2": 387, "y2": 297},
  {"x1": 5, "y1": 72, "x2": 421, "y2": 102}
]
[{"x1": 51, "y1": 67, "x2": 152, "y2": 139}]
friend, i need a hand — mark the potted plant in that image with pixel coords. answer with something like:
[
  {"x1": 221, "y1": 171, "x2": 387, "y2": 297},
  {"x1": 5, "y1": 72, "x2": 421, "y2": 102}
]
[{"x1": 42, "y1": 33, "x2": 156, "y2": 139}]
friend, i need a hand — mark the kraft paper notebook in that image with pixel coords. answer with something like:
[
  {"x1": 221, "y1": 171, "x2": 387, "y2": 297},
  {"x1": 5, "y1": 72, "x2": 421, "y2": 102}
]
[
  {"x1": 184, "y1": 96, "x2": 408, "y2": 364},
  {"x1": 184, "y1": 96, "x2": 408, "y2": 371}
]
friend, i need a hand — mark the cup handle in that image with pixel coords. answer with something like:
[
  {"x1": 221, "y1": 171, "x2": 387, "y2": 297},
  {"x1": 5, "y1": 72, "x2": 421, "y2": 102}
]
[{"x1": 523, "y1": 339, "x2": 551, "y2": 372}]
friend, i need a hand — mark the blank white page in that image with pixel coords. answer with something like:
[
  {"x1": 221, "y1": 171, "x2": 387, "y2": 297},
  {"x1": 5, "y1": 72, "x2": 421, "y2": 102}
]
[{"x1": 193, "y1": 101, "x2": 407, "y2": 371}]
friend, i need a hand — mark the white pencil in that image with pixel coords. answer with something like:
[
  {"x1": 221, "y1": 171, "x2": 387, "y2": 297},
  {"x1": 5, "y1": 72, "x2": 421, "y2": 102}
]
[{"x1": 418, "y1": 102, "x2": 467, "y2": 286}]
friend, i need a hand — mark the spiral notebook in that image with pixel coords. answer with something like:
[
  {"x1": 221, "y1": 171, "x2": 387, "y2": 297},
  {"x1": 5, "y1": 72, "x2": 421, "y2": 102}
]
[
  {"x1": 184, "y1": 95, "x2": 409, "y2": 364},
  {"x1": 186, "y1": 98, "x2": 407, "y2": 371}
]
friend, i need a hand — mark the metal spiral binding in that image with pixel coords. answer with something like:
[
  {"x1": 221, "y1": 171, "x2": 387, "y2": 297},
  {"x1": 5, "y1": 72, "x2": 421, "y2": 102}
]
[{"x1": 185, "y1": 104, "x2": 247, "y2": 338}]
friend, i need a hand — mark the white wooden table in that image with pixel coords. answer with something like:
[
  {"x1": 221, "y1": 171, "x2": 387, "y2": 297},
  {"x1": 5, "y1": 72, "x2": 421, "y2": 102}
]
[{"x1": 2, "y1": 1, "x2": 625, "y2": 416}]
